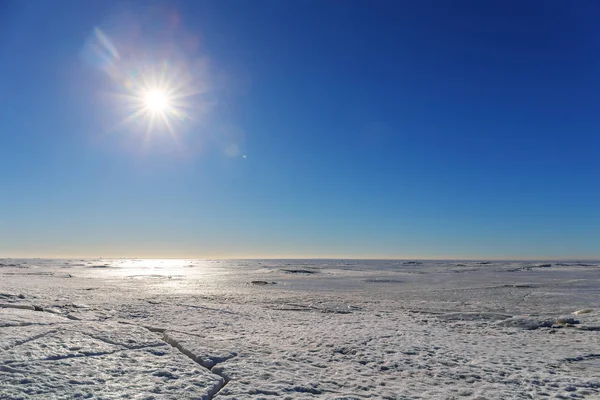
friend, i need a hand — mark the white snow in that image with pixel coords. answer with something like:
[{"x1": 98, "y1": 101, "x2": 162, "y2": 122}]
[{"x1": 1, "y1": 259, "x2": 599, "y2": 399}]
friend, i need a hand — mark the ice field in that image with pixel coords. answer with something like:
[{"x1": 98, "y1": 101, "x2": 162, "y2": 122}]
[{"x1": 1, "y1": 259, "x2": 599, "y2": 399}]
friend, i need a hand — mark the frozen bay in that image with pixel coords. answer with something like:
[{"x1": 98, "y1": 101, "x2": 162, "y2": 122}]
[{"x1": 1, "y1": 259, "x2": 599, "y2": 399}]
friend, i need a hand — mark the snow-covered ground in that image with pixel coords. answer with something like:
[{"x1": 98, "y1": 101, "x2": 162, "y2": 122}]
[{"x1": 1, "y1": 259, "x2": 599, "y2": 399}]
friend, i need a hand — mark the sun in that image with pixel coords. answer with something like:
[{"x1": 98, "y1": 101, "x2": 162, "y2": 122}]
[
  {"x1": 119, "y1": 82, "x2": 183, "y2": 139},
  {"x1": 110, "y1": 61, "x2": 201, "y2": 141},
  {"x1": 144, "y1": 89, "x2": 170, "y2": 113},
  {"x1": 85, "y1": 27, "x2": 209, "y2": 146}
]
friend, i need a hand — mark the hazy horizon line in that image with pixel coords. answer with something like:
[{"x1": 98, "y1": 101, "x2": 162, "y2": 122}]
[{"x1": 1, "y1": 255, "x2": 599, "y2": 262}]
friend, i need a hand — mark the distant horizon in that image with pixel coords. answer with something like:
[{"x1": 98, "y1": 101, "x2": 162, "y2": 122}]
[{"x1": 2, "y1": 255, "x2": 598, "y2": 262}]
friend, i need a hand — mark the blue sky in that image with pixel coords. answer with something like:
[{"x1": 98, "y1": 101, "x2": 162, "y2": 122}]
[{"x1": 0, "y1": 0, "x2": 598, "y2": 259}]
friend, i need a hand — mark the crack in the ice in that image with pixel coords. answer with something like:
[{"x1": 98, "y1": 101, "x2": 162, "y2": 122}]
[
  {"x1": 1, "y1": 302, "x2": 83, "y2": 325},
  {"x1": 1, "y1": 329, "x2": 57, "y2": 351},
  {"x1": 78, "y1": 331, "x2": 164, "y2": 350},
  {"x1": 0, "y1": 321, "x2": 70, "y2": 328},
  {"x1": 4, "y1": 343, "x2": 167, "y2": 364},
  {"x1": 1, "y1": 314, "x2": 227, "y2": 399},
  {"x1": 180, "y1": 303, "x2": 238, "y2": 315},
  {"x1": 158, "y1": 330, "x2": 231, "y2": 399},
  {"x1": 273, "y1": 303, "x2": 353, "y2": 314},
  {"x1": 144, "y1": 325, "x2": 166, "y2": 333},
  {"x1": 44, "y1": 350, "x2": 123, "y2": 361}
]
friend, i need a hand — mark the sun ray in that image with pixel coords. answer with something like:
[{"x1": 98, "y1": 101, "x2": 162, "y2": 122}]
[
  {"x1": 145, "y1": 113, "x2": 157, "y2": 138},
  {"x1": 160, "y1": 112, "x2": 182, "y2": 152},
  {"x1": 102, "y1": 106, "x2": 148, "y2": 135}
]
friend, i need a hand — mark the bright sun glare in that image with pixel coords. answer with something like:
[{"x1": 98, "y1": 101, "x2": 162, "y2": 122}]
[
  {"x1": 87, "y1": 27, "x2": 206, "y2": 145},
  {"x1": 119, "y1": 77, "x2": 192, "y2": 139},
  {"x1": 144, "y1": 89, "x2": 170, "y2": 113}
]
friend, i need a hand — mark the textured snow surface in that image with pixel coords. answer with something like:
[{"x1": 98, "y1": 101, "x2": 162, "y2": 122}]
[{"x1": 1, "y1": 259, "x2": 599, "y2": 399}]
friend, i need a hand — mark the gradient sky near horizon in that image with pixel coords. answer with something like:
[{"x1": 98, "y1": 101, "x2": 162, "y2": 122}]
[{"x1": 0, "y1": 0, "x2": 599, "y2": 259}]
